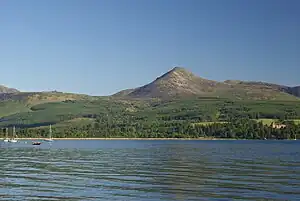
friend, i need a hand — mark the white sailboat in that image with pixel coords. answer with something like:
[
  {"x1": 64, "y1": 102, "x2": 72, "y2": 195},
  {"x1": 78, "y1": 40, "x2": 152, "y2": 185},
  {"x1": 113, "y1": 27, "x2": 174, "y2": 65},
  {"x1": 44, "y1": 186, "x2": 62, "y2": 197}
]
[
  {"x1": 3, "y1": 128, "x2": 9, "y2": 142},
  {"x1": 9, "y1": 126, "x2": 18, "y2": 143},
  {"x1": 44, "y1": 125, "x2": 54, "y2": 142}
]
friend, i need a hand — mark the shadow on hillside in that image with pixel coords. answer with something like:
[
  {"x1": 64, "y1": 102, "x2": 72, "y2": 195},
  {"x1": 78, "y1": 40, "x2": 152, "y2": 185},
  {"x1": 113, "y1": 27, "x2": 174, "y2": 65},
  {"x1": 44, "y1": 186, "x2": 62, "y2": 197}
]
[{"x1": 1, "y1": 122, "x2": 56, "y2": 129}]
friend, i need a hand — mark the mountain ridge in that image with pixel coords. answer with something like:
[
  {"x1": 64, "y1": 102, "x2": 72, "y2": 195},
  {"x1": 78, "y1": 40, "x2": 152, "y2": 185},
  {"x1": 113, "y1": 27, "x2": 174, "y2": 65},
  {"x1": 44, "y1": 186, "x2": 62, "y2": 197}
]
[
  {"x1": 0, "y1": 85, "x2": 19, "y2": 94},
  {"x1": 1, "y1": 67, "x2": 299, "y2": 100},
  {"x1": 114, "y1": 67, "x2": 300, "y2": 100}
]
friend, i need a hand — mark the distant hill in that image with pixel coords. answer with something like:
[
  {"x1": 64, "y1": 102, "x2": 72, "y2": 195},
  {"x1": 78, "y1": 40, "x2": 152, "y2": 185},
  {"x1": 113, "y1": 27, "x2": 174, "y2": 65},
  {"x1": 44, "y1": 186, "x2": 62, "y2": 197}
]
[
  {"x1": 113, "y1": 67, "x2": 300, "y2": 101},
  {"x1": 0, "y1": 91, "x2": 98, "y2": 119},
  {"x1": 0, "y1": 85, "x2": 19, "y2": 94},
  {"x1": 227, "y1": 81, "x2": 300, "y2": 99},
  {"x1": 289, "y1": 86, "x2": 300, "y2": 97},
  {"x1": 0, "y1": 91, "x2": 94, "y2": 102}
]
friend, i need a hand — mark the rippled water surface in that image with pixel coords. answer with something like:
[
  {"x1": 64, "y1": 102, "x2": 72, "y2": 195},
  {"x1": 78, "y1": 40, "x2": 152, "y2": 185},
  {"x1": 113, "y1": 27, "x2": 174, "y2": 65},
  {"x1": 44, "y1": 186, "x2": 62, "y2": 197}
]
[{"x1": 1, "y1": 140, "x2": 300, "y2": 200}]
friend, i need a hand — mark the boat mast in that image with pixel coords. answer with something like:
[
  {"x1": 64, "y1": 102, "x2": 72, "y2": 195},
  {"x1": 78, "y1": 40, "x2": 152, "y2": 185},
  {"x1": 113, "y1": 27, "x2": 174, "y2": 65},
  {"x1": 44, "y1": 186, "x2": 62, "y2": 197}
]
[
  {"x1": 13, "y1": 126, "x2": 16, "y2": 139},
  {"x1": 49, "y1": 125, "x2": 52, "y2": 139}
]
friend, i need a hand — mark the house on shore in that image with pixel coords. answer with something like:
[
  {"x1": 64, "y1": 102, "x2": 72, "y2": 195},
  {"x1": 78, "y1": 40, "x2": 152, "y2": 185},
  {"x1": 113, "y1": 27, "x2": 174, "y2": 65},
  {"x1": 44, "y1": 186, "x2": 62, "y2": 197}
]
[{"x1": 271, "y1": 122, "x2": 286, "y2": 129}]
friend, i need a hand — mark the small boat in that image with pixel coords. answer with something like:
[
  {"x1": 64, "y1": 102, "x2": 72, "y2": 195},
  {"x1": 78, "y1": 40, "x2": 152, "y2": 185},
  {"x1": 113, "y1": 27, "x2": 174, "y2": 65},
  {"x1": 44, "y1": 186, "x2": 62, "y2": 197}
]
[
  {"x1": 44, "y1": 125, "x2": 54, "y2": 142},
  {"x1": 9, "y1": 126, "x2": 18, "y2": 143},
  {"x1": 32, "y1": 142, "x2": 41, "y2": 145}
]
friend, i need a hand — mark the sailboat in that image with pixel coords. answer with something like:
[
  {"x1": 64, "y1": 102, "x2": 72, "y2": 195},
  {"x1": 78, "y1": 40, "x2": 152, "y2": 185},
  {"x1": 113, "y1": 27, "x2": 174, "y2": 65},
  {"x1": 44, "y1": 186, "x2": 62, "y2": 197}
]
[
  {"x1": 3, "y1": 128, "x2": 9, "y2": 142},
  {"x1": 9, "y1": 126, "x2": 18, "y2": 143},
  {"x1": 44, "y1": 125, "x2": 54, "y2": 142}
]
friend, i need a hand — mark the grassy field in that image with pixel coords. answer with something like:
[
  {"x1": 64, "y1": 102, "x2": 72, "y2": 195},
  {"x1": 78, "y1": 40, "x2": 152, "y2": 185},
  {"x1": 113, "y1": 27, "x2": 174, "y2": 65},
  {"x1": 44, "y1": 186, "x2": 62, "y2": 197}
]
[
  {"x1": 255, "y1": 118, "x2": 276, "y2": 125},
  {"x1": 192, "y1": 118, "x2": 300, "y2": 127},
  {"x1": 293, "y1": 119, "x2": 300, "y2": 125},
  {"x1": 255, "y1": 118, "x2": 300, "y2": 125}
]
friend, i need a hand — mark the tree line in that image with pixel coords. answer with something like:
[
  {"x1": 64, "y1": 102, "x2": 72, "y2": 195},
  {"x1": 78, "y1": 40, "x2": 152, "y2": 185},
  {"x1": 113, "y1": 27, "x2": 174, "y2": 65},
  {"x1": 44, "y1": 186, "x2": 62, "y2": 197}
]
[
  {"x1": 0, "y1": 118, "x2": 298, "y2": 139},
  {"x1": 1, "y1": 99, "x2": 300, "y2": 139}
]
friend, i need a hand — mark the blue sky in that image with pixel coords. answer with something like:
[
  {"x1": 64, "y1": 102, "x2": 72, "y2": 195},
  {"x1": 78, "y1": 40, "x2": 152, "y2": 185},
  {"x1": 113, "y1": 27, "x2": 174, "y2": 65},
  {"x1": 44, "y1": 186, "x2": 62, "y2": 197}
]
[{"x1": 1, "y1": 0, "x2": 299, "y2": 95}]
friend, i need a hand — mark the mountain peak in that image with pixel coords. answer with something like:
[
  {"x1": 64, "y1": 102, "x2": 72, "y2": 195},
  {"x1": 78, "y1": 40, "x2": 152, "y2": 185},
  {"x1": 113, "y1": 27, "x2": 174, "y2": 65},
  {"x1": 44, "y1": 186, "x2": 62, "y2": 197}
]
[
  {"x1": 113, "y1": 67, "x2": 300, "y2": 100},
  {"x1": 168, "y1": 66, "x2": 194, "y2": 76},
  {"x1": 156, "y1": 66, "x2": 195, "y2": 81},
  {"x1": 170, "y1": 66, "x2": 188, "y2": 72},
  {"x1": 124, "y1": 67, "x2": 221, "y2": 99}
]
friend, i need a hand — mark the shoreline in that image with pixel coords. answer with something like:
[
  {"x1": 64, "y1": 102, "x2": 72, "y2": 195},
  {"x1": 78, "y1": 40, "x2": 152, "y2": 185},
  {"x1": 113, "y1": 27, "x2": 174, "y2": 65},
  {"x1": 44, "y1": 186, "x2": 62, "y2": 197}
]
[
  {"x1": 0, "y1": 137, "x2": 237, "y2": 140},
  {"x1": 1, "y1": 138, "x2": 296, "y2": 141}
]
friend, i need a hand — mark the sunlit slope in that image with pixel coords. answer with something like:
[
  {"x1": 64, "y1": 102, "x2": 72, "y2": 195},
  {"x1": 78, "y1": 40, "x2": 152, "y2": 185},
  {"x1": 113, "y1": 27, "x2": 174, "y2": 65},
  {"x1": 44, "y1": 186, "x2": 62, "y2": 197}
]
[
  {"x1": 0, "y1": 98, "x2": 140, "y2": 127},
  {"x1": 114, "y1": 67, "x2": 300, "y2": 101}
]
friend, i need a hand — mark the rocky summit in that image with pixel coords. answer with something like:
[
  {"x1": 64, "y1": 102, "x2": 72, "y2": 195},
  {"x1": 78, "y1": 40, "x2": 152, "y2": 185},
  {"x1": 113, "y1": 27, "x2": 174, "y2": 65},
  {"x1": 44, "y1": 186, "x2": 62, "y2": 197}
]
[
  {"x1": 0, "y1": 85, "x2": 19, "y2": 94},
  {"x1": 114, "y1": 67, "x2": 300, "y2": 101}
]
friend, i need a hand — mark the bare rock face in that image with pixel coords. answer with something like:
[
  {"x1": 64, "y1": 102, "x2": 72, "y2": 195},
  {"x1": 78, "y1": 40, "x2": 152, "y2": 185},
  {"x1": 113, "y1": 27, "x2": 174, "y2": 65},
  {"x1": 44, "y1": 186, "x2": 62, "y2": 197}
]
[
  {"x1": 126, "y1": 67, "x2": 226, "y2": 99},
  {"x1": 112, "y1": 67, "x2": 300, "y2": 100},
  {"x1": 0, "y1": 85, "x2": 19, "y2": 94}
]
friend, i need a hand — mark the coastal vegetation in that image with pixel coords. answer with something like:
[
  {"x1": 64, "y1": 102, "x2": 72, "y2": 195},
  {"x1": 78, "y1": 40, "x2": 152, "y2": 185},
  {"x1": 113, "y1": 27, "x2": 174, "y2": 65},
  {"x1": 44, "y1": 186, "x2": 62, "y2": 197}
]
[
  {"x1": 1, "y1": 115, "x2": 299, "y2": 140},
  {"x1": 1, "y1": 98, "x2": 300, "y2": 140}
]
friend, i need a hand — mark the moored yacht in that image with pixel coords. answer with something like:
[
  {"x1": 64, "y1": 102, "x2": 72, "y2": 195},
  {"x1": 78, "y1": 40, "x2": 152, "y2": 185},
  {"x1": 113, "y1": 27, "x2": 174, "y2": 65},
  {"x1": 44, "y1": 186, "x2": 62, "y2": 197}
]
[
  {"x1": 3, "y1": 128, "x2": 9, "y2": 142},
  {"x1": 9, "y1": 126, "x2": 18, "y2": 143}
]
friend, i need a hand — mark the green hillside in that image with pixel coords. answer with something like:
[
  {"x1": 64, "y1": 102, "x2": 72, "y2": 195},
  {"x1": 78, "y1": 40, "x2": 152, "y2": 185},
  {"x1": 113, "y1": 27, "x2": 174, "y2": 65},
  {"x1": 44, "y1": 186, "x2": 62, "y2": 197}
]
[
  {"x1": 0, "y1": 98, "x2": 136, "y2": 127},
  {"x1": 0, "y1": 91, "x2": 98, "y2": 118},
  {"x1": 1, "y1": 96, "x2": 300, "y2": 128},
  {"x1": 0, "y1": 97, "x2": 299, "y2": 139},
  {"x1": 0, "y1": 100, "x2": 30, "y2": 118}
]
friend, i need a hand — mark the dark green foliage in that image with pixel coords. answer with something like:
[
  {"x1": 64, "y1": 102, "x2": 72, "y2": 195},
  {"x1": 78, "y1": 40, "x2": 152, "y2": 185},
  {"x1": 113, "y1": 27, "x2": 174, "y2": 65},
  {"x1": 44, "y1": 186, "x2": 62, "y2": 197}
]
[
  {"x1": 1, "y1": 98, "x2": 300, "y2": 139},
  {"x1": 0, "y1": 99, "x2": 133, "y2": 127},
  {"x1": 1, "y1": 116, "x2": 298, "y2": 140}
]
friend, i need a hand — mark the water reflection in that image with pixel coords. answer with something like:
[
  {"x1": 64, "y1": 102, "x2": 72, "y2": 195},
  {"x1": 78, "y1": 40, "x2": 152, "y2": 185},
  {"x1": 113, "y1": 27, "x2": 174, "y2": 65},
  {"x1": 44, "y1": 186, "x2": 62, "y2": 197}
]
[{"x1": 1, "y1": 140, "x2": 300, "y2": 200}]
